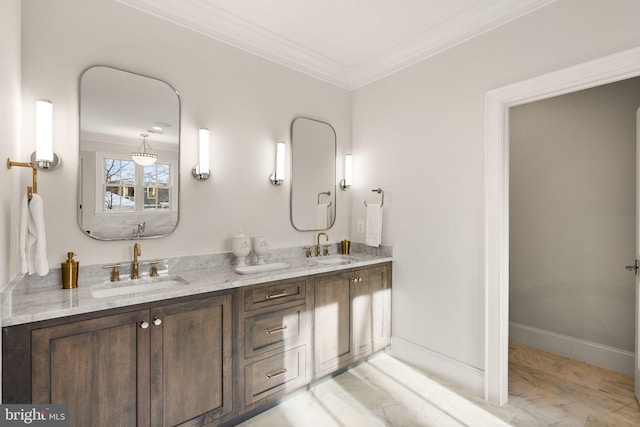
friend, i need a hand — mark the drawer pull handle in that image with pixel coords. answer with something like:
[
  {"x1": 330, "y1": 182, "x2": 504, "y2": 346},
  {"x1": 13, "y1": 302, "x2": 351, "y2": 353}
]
[
  {"x1": 140, "y1": 321, "x2": 150, "y2": 329},
  {"x1": 266, "y1": 324, "x2": 288, "y2": 334},
  {"x1": 266, "y1": 290, "x2": 288, "y2": 299},
  {"x1": 266, "y1": 368, "x2": 288, "y2": 379},
  {"x1": 153, "y1": 317, "x2": 162, "y2": 326}
]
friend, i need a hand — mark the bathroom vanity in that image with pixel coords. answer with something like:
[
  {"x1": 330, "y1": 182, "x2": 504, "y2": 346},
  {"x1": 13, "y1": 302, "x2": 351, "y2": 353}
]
[{"x1": 2, "y1": 253, "x2": 391, "y2": 427}]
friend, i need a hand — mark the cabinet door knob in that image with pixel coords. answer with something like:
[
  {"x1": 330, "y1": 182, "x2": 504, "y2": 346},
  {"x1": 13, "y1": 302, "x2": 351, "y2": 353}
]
[
  {"x1": 140, "y1": 321, "x2": 150, "y2": 329},
  {"x1": 153, "y1": 317, "x2": 162, "y2": 326}
]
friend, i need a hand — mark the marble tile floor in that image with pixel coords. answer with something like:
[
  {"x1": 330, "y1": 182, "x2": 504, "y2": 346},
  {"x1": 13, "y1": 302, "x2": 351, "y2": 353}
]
[{"x1": 238, "y1": 343, "x2": 640, "y2": 426}]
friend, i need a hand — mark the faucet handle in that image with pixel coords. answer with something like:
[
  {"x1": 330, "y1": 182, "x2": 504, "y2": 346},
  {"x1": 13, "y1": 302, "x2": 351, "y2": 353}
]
[
  {"x1": 303, "y1": 246, "x2": 313, "y2": 258},
  {"x1": 322, "y1": 244, "x2": 331, "y2": 256},
  {"x1": 147, "y1": 259, "x2": 166, "y2": 277},
  {"x1": 103, "y1": 263, "x2": 123, "y2": 282}
]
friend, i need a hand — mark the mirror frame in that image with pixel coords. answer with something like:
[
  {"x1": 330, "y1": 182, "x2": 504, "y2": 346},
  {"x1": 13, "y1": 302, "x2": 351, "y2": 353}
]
[
  {"x1": 77, "y1": 65, "x2": 181, "y2": 240},
  {"x1": 289, "y1": 116, "x2": 337, "y2": 231}
]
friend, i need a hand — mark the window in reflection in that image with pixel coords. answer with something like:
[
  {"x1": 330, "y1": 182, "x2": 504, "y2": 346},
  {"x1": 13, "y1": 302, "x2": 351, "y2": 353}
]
[{"x1": 102, "y1": 157, "x2": 173, "y2": 211}]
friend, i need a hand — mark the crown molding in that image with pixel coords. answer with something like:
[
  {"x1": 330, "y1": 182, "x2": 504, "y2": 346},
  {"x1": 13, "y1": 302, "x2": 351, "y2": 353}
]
[
  {"x1": 117, "y1": 0, "x2": 352, "y2": 88},
  {"x1": 118, "y1": 0, "x2": 557, "y2": 90},
  {"x1": 350, "y1": 0, "x2": 559, "y2": 89}
]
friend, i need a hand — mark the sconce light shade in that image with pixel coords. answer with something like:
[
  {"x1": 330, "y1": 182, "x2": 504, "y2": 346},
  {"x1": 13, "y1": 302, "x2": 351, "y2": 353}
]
[
  {"x1": 340, "y1": 153, "x2": 352, "y2": 190},
  {"x1": 270, "y1": 141, "x2": 286, "y2": 185},
  {"x1": 32, "y1": 99, "x2": 60, "y2": 170},
  {"x1": 192, "y1": 128, "x2": 211, "y2": 180}
]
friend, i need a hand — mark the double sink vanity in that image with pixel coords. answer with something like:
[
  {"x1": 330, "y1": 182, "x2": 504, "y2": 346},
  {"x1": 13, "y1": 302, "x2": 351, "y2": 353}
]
[
  {"x1": 2, "y1": 64, "x2": 391, "y2": 426},
  {"x1": 2, "y1": 245, "x2": 392, "y2": 427}
]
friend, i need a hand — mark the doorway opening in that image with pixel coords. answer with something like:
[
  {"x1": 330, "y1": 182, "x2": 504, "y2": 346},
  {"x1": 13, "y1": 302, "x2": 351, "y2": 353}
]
[
  {"x1": 485, "y1": 47, "x2": 640, "y2": 405},
  {"x1": 509, "y1": 77, "x2": 640, "y2": 372}
]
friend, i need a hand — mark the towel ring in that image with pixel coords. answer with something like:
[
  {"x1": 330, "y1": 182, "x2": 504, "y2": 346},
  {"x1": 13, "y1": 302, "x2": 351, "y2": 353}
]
[
  {"x1": 317, "y1": 191, "x2": 332, "y2": 207},
  {"x1": 364, "y1": 188, "x2": 384, "y2": 207}
]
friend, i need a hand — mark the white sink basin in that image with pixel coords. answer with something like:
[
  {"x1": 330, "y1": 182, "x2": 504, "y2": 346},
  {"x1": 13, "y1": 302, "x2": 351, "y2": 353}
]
[
  {"x1": 315, "y1": 255, "x2": 361, "y2": 266},
  {"x1": 92, "y1": 276, "x2": 188, "y2": 298},
  {"x1": 235, "y1": 262, "x2": 290, "y2": 275}
]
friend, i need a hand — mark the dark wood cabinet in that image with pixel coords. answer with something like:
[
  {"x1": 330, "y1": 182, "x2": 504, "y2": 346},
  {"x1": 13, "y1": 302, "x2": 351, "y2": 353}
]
[
  {"x1": 237, "y1": 278, "x2": 312, "y2": 413},
  {"x1": 352, "y1": 264, "x2": 391, "y2": 356},
  {"x1": 31, "y1": 310, "x2": 148, "y2": 426},
  {"x1": 5, "y1": 293, "x2": 233, "y2": 427},
  {"x1": 313, "y1": 270, "x2": 353, "y2": 376},
  {"x1": 314, "y1": 264, "x2": 391, "y2": 378},
  {"x1": 3, "y1": 262, "x2": 390, "y2": 427},
  {"x1": 150, "y1": 295, "x2": 233, "y2": 426}
]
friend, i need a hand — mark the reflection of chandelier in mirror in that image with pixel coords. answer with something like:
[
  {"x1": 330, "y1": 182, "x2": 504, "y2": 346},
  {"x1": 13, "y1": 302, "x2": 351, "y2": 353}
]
[{"x1": 131, "y1": 133, "x2": 157, "y2": 166}]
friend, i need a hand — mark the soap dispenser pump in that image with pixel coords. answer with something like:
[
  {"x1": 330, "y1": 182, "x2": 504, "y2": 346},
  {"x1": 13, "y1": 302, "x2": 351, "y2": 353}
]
[{"x1": 61, "y1": 252, "x2": 79, "y2": 289}]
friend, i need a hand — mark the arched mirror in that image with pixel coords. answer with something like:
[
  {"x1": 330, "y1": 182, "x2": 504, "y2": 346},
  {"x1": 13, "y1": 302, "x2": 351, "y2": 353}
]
[
  {"x1": 290, "y1": 117, "x2": 336, "y2": 231},
  {"x1": 78, "y1": 66, "x2": 180, "y2": 240}
]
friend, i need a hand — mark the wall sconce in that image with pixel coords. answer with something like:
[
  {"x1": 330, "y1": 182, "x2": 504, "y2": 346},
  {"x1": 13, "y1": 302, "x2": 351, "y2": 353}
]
[
  {"x1": 269, "y1": 141, "x2": 286, "y2": 185},
  {"x1": 30, "y1": 99, "x2": 60, "y2": 170},
  {"x1": 192, "y1": 127, "x2": 211, "y2": 180},
  {"x1": 340, "y1": 153, "x2": 352, "y2": 190}
]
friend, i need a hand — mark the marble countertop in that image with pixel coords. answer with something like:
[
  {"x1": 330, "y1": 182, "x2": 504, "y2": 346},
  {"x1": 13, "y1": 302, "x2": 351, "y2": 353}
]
[{"x1": 1, "y1": 252, "x2": 392, "y2": 327}]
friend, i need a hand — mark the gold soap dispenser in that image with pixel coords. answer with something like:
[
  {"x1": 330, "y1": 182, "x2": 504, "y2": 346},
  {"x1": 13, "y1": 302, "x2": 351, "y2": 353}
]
[{"x1": 61, "y1": 252, "x2": 79, "y2": 289}]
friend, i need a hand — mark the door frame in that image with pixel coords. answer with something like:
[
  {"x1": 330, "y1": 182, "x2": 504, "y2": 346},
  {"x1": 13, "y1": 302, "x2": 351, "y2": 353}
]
[{"x1": 484, "y1": 46, "x2": 640, "y2": 405}]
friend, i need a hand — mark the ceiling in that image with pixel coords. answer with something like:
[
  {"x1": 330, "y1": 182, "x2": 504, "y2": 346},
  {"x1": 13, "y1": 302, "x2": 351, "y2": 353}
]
[{"x1": 117, "y1": 0, "x2": 557, "y2": 89}]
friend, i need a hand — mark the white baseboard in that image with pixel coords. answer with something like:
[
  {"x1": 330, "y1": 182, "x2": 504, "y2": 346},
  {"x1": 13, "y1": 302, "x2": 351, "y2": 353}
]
[
  {"x1": 386, "y1": 336, "x2": 484, "y2": 396},
  {"x1": 509, "y1": 322, "x2": 634, "y2": 375}
]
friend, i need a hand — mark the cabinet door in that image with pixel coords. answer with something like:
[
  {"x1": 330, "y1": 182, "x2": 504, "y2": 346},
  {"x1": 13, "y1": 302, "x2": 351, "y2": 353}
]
[
  {"x1": 352, "y1": 265, "x2": 391, "y2": 358},
  {"x1": 351, "y1": 275, "x2": 373, "y2": 357},
  {"x1": 31, "y1": 310, "x2": 150, "y2": 427},
  {"x1": 313, "y1": 272, "x2": 352, "y2": 376},
  {"x1": 150, "y1": 294, "x2": 233, "y2": 427},
  {"x1": 360, "y1": 265, "x2": 391, "y2": 353}
]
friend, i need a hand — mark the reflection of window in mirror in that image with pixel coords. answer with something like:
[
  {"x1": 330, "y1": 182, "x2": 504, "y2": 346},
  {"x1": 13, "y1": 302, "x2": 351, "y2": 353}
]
[
  {"x1": 100, "y1": 154, "x2": 175, "y2": 212},
  {"x1": 104, "y1": 158, "x2": 135, "y2": 210},
  {"x1": 143, "y1": 163, "x2": 171, "y2": 210}
]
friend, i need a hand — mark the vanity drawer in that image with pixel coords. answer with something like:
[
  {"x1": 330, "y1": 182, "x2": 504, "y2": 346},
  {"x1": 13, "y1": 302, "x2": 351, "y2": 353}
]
[
  {"x1": 244, "y1": 279, "x2": 306, "y2": 311},
  {"x1": 244, "y1": 346, "x2": 307, "y2": 405},
  {"x1": 245, "y1": 305, "x2": 305, "y2": 359}
]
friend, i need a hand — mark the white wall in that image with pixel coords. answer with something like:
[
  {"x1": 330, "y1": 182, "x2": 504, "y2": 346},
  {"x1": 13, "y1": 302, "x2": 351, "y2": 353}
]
[
  {"x1": 351, "y1": 0, "x2": 640, "y2": 379},
  {"x1": 510, "y1": 78, "x2": 640, "y2": 361},
  {"x1": 0, "y1": 0, "x2": 22, "y2": 403},
  {"x1": 18, "y1": 0, "x2": 351, "y2": 268},
  {"x1": 0, "y1": 0, "x2": 22, "y2": 286}
]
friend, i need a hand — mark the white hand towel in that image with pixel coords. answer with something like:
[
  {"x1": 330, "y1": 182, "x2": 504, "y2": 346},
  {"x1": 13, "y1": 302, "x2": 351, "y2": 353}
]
[
  {"x1": 366, "y1": 203, "x2": 382, "y2": 247},
  {"x1": 19, "y1": 194, "x2": 29, "y2": 274},
  {"x1": 317, "y1": 203, "x2": 330, "y2": 229},
  {"x1": 20, "y1": 194, "x2": 49, "y2": 276},
  {"x1": 28, "y1": 194, "x2": 49, "y2": 276}
]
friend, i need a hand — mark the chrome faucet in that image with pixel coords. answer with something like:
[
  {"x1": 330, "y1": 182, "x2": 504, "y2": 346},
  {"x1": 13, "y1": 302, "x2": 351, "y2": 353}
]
[
  {"x1": 316, "y1": 232, "x2": 329, "y2": 256},
  {"x1": 132, "y1": 243, "x2": 141, "y2": 279}
]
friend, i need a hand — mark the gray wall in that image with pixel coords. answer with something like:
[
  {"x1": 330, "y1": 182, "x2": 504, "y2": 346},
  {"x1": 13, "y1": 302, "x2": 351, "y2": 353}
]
[{"x1": 510, "y1": 78, "x2": 640, "y2": 358}]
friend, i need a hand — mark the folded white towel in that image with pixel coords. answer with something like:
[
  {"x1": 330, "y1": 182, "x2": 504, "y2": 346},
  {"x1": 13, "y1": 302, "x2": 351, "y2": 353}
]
[
  {"x1": 366, "y1": 203, "x2": 382, "y2": 247},
  {"x1": 19, "y1": 194, "x2": 49, "y2": 276},
  {"x1": 317, "y1": 203, "x2": 330, "y2": 229}
]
